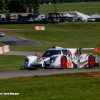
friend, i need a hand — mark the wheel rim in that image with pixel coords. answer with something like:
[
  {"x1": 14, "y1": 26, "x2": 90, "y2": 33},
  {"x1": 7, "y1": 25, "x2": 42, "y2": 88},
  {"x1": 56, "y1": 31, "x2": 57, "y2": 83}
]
[
  {"x1": 89, "y1": 56, "x2": 94, "y2": 67},
  {"x1": 61, "y1": 57, "x2": 67, "y2": 68}
]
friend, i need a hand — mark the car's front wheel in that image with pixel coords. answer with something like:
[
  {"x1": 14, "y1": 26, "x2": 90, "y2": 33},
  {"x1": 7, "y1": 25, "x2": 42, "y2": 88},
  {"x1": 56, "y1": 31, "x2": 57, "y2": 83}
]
[{"x1": 61, "y1": 56, "x2": 67, "y2": 68}]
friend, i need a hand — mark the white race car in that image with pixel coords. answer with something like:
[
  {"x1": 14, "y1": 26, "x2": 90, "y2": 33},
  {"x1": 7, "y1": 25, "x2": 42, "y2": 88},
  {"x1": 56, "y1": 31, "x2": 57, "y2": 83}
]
[
  {"x1": 24, "y1": 46, "x2": 99, "y2": 70},
  {"x1": 0, "y1": 32, "x2": 5, "y2": 37}
]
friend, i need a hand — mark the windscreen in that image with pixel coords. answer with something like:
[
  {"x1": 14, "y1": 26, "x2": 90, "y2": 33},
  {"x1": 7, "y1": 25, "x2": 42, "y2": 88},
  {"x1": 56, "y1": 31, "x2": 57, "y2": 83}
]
[{"x1": 42, "y1": 50, "x2": 61, "y2": 57}]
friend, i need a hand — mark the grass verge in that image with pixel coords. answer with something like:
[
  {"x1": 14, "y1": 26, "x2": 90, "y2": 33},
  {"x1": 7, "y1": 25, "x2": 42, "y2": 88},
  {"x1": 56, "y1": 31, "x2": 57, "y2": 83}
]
[
  {"x1": 0, "y1": 22, "x2": 100, "y2": 71},
  {"x1": 39, "y1": 2, "x2": 100, "y2": 17},
  {"x1": 0, "y1": 72, "x2": 100, "y2": 100},
  {"x1": 0, "y1": 55, "x2": 25, "y2": 71},
  {"x1": 0, "y1": 22, "x2": 100, "y2": 56}
]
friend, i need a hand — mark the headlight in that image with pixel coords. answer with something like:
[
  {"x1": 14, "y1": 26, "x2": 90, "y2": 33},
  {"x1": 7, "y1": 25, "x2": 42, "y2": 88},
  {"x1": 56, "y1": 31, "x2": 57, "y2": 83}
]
[
  {"x1": 25, "y1": 58, "x2": 29, "y2": 64},
  {"x1": 50, "y1": 56, "x2": 57, "y2": 63},
  {"x1": 36, "y1": 57, "x2": 41, "y2": 62}
]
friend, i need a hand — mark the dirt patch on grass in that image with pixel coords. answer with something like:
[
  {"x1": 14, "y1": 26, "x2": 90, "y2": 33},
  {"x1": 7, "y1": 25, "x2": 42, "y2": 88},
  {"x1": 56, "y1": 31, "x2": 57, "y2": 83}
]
[
  {"x1": 31, "y1": 72, "x2": 100, "y2": 78},
  {"x1": 93, "y1": 75, "x2": 100, "y2": 77},
  {"x1": 89, "y1": 72, "x2": 100, "y2": 77}
]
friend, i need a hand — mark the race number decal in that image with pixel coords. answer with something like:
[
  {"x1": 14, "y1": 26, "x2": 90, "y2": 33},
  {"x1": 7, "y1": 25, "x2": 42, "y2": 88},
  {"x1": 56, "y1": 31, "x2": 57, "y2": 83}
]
[{"x1": 68, "y1": 60, "x2": 71, "y2": 67}]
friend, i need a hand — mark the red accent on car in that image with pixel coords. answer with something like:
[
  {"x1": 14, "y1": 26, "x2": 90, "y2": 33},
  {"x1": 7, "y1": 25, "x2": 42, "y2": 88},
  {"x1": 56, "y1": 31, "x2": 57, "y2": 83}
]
[
  {"x1": 74, "y1": 48, "x2": 78, "y2": 54},
  {"x1": 35, "y1": 53, "x2": 39, "y2": 56},
  {"x1": 89, "y1": 56, "x2": 94, "y2": 67},
  {"x1": 94, "y1": 47, "x2": 98, "y2": 52},
  {"x1": 67, "y1": 52, "x2": 71, "y2": 55},
  {"x1": 61, "y1": 57, "x2": 67, "y2": 68}
]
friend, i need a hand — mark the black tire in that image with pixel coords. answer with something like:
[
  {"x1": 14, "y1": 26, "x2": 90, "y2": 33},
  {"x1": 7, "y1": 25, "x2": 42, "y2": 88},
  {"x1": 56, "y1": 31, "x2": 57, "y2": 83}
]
[
  {"x1": 44, "y1": 67, "x2": 47, "y2": 69},
  {"x1": 28, "y1": 68, "x2": 37, "y2": 70}
]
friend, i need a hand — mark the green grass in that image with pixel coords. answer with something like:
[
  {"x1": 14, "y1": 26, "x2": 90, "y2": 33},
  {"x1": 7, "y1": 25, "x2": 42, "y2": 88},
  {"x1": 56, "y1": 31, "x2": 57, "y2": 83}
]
[
  {"x1": 0, "y1": 55, "x2": 25, "y2": 71},
  {"x1": 0, "y1": 42, "x2": 4, "y2": 47},
  {"x1": 0, "y1": 22, "x2": 100, "y2": 56},
  {"x1": 0, "y1": 3, "x2": 100, "y2": 71},
  {"x1": 39, "y1": 2, "x2": 100, "y2": 17},
  {"x1": 0, "y1": 3, "x2": 100, "y2": 100},
  {"x1": 0, "y1": 72, "x2": 100, "y2": 100},
  {"x1": 0, "y1": 23, "x2": 100, "y2": 71}
]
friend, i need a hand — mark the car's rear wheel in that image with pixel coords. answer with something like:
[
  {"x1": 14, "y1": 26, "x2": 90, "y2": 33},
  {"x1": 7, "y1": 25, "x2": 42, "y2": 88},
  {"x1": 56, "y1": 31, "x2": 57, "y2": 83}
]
[
  {"x1": 61, "y1": 57, "x2": 67, "y2": 68},
  {"x1": 88, "y1": 55, "x2": 94, "y2": 68}
]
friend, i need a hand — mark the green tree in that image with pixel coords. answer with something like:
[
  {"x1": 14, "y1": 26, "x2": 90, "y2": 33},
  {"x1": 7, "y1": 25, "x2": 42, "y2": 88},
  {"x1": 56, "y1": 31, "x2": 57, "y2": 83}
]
[
  {"x1": 33, "y1": 0, "x2": 39, "y2": 13},
  {"x1": 0, "y1": 0, "x2": 10, "y2": 13},
  {"x1": 25, "y1": 0, "x2": 39, "y2": 13},
  {"x1": 0, "y1": 0, "x2": 3, "y2": 10},
  {"x1": 5, "y1": 0, "x2": 10, "y2": 10},
  {"x1": 9, "y1": 0, "x2": 27, "y2": 13},
  {"x1": 0, "y1": 0, "x2": 39, "y2": 13}
]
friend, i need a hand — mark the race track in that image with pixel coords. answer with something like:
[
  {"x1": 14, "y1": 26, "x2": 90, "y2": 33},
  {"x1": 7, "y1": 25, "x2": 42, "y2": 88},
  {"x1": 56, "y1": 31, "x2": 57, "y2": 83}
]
[
  {"x1": 3, "y1": 51, "x2": 43, "y2": 56},
  {"x1": 0, "y1": 34, "x2": 40, "y2": 46},
  {"x1": 0, "y1": 68, "x2": 100, "y2": 79},
  {"x1": 0, "y1": 34, "x2": 100, "y2": 79}
]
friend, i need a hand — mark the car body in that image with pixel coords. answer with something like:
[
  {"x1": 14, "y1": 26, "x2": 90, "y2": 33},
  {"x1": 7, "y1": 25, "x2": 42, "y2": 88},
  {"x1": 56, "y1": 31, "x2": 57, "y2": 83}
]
[
  {"x1": 0, "y1": 32, "x2": 5, "y2": 37},
  {"x1": 88, "y1": 18, "x2": 96, "y2": 22},
  {"x1": 24, "y1": 46, "x2": 99, "y2": 70}
]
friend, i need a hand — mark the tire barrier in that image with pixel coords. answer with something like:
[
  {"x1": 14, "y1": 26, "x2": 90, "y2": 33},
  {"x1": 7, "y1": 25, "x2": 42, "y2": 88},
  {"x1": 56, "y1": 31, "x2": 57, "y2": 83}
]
[
  {"x1": 34, "y1": 26, "x2": 45, "y2": 30},
  {"x1": 0, "y1": 45, "x2": 10, "y2": 54}
]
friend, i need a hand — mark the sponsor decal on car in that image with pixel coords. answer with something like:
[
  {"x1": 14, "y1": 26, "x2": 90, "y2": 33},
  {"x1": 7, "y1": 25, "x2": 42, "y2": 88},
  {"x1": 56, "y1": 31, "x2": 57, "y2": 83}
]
[{"x1": 57, "y1": 64, "x2": 61, "y2": 68}]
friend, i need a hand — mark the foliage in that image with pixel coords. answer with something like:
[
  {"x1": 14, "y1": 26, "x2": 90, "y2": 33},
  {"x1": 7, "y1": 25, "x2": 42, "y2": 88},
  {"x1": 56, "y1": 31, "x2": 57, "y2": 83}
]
[
  {"x1": 0, "y1": 0, "x2": 39, "y2": 13},
  {"x1": 0, "y1": 0, "x2": 3, "y2": 10}
]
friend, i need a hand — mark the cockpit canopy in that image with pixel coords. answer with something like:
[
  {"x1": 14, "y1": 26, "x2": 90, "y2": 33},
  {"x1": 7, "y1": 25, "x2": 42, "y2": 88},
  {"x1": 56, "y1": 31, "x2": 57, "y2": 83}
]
[
  {"x1": 42, "y1": 50, "x2": 61, "y2": 57},
  {"x1": 42, "y1": 49, "x2": 70, "y2": 57}
]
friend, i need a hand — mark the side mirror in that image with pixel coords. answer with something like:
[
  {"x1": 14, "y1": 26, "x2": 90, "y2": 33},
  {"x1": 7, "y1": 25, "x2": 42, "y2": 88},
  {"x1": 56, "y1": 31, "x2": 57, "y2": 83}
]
[
  {"x1": 67, "y1": 52, "x2": 71, "y2": 55},
  {"x1": 35, "y1": 53, "x2": 39, "y2": 56}
]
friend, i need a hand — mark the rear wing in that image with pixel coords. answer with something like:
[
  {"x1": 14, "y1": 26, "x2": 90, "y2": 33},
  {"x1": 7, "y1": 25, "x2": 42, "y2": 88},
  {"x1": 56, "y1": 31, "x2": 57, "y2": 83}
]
[{"x1": 78, "y1": 47, "x2": 98, "y2": 52}]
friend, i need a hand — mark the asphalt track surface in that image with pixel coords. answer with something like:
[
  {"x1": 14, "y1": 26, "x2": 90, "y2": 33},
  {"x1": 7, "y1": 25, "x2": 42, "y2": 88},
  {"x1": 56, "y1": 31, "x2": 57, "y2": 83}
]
[
  {"x1": 0, "y1": 68, "x2": 100, "y2": 79},
  {"x1": 1, "y1": 51, "x2": 100, "y2": 79},
  {"x1": 0, "y1": 34, "x2": 40, "y2": 46},
  {"x1": 3, "y1": 51, "x2": 43, "y2": 56}
]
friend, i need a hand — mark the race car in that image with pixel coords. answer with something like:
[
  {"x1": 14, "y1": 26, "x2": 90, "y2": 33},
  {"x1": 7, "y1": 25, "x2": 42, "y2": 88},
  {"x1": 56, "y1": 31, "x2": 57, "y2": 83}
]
[
  {"x1": 0, "y1": 32, "x2": 5, "y2": 37},
  {"x1": 24, "y1": 46, "x2": 99, "y2": 70}
]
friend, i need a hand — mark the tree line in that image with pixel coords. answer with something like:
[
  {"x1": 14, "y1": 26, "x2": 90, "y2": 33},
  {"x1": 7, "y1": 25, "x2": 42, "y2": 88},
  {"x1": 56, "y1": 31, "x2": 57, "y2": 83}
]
[
  {"x1": 0, "y1": 0, "x2": 99, "y2": 14},
  {"x1": 0, "y1": 0, "x2": 39, "y2": 13}
]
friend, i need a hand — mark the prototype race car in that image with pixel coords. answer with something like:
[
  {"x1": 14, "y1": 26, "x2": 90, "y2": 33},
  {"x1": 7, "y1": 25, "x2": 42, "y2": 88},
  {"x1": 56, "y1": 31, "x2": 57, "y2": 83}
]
[{"x1": 24, "y1": 46, "x2": 99, "y2": 70}]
